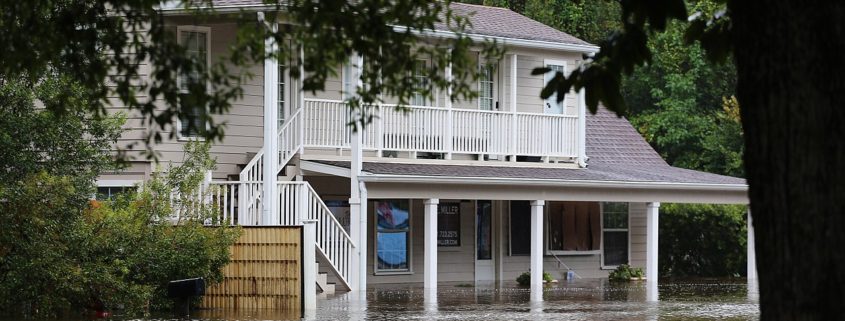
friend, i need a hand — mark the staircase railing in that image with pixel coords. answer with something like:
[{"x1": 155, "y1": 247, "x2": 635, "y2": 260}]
[
  {"x1": 278, "y1": 181, "x2": 355, "y2": 290},
  {"x1": 278, "y1": 108, "x2": 303, "y2": 170}
]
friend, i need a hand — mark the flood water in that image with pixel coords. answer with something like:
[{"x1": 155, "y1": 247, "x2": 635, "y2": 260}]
[
  {"x1": 192, "y1": 278, "x2": 760, "y2": 321},
  {"x1": 4, "y1": 279, "x2": 759, "y2": 320}
]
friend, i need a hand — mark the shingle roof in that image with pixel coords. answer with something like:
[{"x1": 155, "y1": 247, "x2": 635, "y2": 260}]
[
  {"x1": 435, "y1": 3, "x2": 591, "y2": 46},
  {"x1": 309, "y1": 107, "x2": 746, "y2": 186},
  {"x1": 198, "y1": 1, "x2": 591, "y2": 46}
]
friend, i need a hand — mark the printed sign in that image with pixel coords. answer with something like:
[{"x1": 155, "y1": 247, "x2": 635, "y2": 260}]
[{"x1": 438, "y1": 202, "x2": 461, "y2": 247}]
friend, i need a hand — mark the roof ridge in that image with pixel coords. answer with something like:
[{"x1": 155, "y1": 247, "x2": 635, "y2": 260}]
[{"x1": 450, "y1": 2, "x2": 513, "y2": 11}]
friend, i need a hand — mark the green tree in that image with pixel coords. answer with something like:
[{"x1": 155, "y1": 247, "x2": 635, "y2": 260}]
[
  {"x1": 659, "y1": 204, "x2": 747, "y2": 277},
  {"x1": 537, "y1": 0, "x2": 845, "y2": 318},
  {"x1": 0, "y1": 77, "x2": 239, "y2": 317}
]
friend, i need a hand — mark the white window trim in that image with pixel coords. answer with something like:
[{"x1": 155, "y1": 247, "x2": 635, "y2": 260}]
[
  {"x1": 175, "y1": 25, "x2": 212, "y2": 141},
  {"x1": 600, "y1": 202, "x2": 632, "y2": 269},
  {"x1": 373, "y1": 199, "x2": 414, "y2": 275}
]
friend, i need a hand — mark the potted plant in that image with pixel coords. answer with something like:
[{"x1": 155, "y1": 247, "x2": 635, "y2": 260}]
[{"x1": 608, "y1": 264, "x2": 646, "y2": 282}]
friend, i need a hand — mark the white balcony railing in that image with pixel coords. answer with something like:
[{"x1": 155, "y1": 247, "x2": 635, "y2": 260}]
[{"x1": 302, "y1": 98, "x2": 580, "y2": 159}]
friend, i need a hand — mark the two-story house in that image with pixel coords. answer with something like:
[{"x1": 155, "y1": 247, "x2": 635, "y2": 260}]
[{"x1": 98, "y1": 1, "x2": 751, "y2": 300}]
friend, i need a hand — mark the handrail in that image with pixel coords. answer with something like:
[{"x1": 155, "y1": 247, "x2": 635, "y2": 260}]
[
  {"x1": 551, "y1": 252, "x2": 582, "y2": 279},
  {"x1": 302, "y1": 182, "x2": 356, "y2": 244},
  {"x1": 303, "y1": 98, "x2": 580, "y2": 118}
]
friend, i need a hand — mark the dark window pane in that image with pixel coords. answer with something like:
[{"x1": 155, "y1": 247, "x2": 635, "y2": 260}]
[
  {"x1": 603, "y1": 231, "x2": 628, "y2": 266},
  {"x1": 510, "y1": 201, "x2": 531, "y2": 256},
  {"x1": 603, "y1": 202, "x2": 629, "y2": 229},
  {"x1": 477, "y1": 200, "x2": 492, "y2": 260}
]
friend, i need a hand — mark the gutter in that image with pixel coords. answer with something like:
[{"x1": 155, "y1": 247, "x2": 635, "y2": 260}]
[{"x1": 357, "y1": 173, "x2": 748, "y2": 192}]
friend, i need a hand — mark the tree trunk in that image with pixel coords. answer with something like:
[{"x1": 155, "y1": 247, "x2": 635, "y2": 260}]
[{"x1": 731, "y1": 1, "x2": 845, "y2": 319}]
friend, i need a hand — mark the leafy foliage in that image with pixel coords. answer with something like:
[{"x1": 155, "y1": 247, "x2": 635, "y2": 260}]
[
  {"x1": 659, "y1": 204, "x2": 747, "y2": 277},
  {"x1": 608, "y1": 264, "x2": 645, "y2": 282},
  {"x1": 516, "y1": 271, "x2": 554, "y2": 285},
  {"x1": 0, "y1": 78, "x2": 238, "y2": 317}
]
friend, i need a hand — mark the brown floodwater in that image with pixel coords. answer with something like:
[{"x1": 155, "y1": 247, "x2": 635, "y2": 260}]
[{"x1": 4, "y1": 278, "x2": 760, "y2": 320}]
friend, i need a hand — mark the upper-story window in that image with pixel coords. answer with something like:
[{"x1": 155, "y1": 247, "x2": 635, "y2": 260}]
[
  {"x1": 543, "y1": 59, "x2": 567, "y2": 115},
  {"x1": 478, "y1": 64, "x2": 495, "y2": 110},
  {"x1": 177, "y1": 26, "x2": 210, "y2": 138},
  {"x1": 410, "y1": 59, "x2": 430, "y2": 106}
]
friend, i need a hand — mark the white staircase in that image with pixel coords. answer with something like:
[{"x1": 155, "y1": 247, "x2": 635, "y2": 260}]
[{"x1": 230, "y1": 109, "x2": 356, "y2": 292}]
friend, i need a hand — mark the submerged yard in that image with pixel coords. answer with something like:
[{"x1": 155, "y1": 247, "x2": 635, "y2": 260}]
[{"x1": 192, "y1": 278, "x2": 759, "y2": 320}]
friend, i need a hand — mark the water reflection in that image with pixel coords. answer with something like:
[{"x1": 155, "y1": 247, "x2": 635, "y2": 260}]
[
  {"x1": 4, "y1": 279, "x2": 757, "y2": 321},
  {"x1": 315, "y1": 279, "x2": 758, "y2": 321}
]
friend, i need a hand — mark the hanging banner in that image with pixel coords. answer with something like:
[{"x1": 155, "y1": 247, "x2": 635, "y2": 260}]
[{"x1": 438, "y1": 202, "x2": 461, "y2": 247}]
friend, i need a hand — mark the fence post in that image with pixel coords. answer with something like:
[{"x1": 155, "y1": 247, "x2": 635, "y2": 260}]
[{"x1": 302, "y1": 219, "x2": 317, "y2": 311}]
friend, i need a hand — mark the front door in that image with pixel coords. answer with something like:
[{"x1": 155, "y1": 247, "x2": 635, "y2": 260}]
[
  {"x1": 543, "y1": 60, "x2": 567, "y2": 115},
  {"x1": 475, "y1": 200, "x2": 495, "y2": 281}
]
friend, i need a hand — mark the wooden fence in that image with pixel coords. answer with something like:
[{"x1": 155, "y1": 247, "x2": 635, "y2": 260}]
[{"x1": 200, "y1": 226, "x2": 302, "y2": 314}]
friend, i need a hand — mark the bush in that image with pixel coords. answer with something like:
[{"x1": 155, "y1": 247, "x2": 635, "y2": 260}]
[
  {"x1": 516, "y1": 271, "x2": 554, "y2": 286},
  {"x1": 608, "y1": 264, "x2": 644, "y2": 282},
  {"x1": 659, "y1": 203, "x2": 747, "y2": 277},
  {"x1": 0, "y1": 141, "x2": 240, "y2": 317}
]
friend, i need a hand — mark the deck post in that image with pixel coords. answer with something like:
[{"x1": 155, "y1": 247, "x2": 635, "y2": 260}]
[
  {"x1": 424, "y1": 198, "x2": 440, "y2": 289},
  {"x1": 261, "y1": 12, "x2": 279, "y2": 225},
  {"x1": 530, "y1": 200, "x2": 545, "y2": 301},
  {"x1": 509, "y1": 54, "x2": 518, "y2": 162},
  {"x1": 302, "y1": 219, "x2": 317, "y2": 310},
  {"x1": 444, "y1": 50, "x2": 453, "y2": 160},
  {"x1": 646, "y1": 202, "x2": 660, "y2": 301}
]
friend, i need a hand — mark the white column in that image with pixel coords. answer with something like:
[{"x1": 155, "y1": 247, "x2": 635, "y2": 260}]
[
  {"x1": 444, "y1": 52, "x2": 453, "y2": 160},
  {"x1": 261, "y1": 12, "x2": 279, "y2": 225},
  {"x1": 358, "y1": 182, "x2": 368, "y2": 291},
  {"x1": 747, "y1": 208, "x2": 757, "y2": 280},
  {"x1": 509, "y1": 54, "x2": 518, "y2": 162},
  {"x1": 302, "y1": 219, "x2": 317, "y2": 310},
  {"x1": 530, "y1": 200, "x2": 544, "y2": 301},
  {"x1": 424, "y1": 198, "x2": 439, "y2": 289},
  {"x1": 577, "y1": 84, "x2": 587, "y2": 168},
  {"x1": 349, "y1": 52, "x2": 365, "y2": 292},
  {"x1": 646, "y1": 202, "x2": 660, "y2": 301}
]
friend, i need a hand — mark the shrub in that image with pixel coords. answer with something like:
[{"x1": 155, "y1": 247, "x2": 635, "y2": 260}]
[
  {"x1": 516, "y1": 271, "x2": 554, "y2": 286},
  {"x1": 608, "y1": 264, "x2": 645, "y2": 282},
  {"x1": 659, "y1": 203, "x2": 747, "y2": 277}
]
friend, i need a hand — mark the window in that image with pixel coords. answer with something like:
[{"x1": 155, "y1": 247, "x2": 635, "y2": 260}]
[
  {"x1": 177, "y1": 26, "x2": 210, "y2": 138},
  {"x1": 476, "y1": 200, "x2": 493, "y2": 260},
  {"x1": 375, "y1": 200, "x2": 411, "y2": 273},
  {"x1": 547, "y1": 201, "x2": 601, "y2": 252},
  {"x1": 543, "y1": 59, "x2": 567, "y2": 115},
  {"x1": 509, "y1": 201, "x2": 531, "y2": 255},
  {"x1": 410, "y1": 59, "x2": 430, "y2": 106},
  {"x1": 95, "y1": 186, "x2": 136, "y2": 200},
  {"x1": 602, "y1": 202, "x2": 629, "y2": 267},
  {"x1": 478, "y1": 64, "x2": 495, "y2": 110}
]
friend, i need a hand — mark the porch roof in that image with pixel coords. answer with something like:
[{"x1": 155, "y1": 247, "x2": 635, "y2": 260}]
[{"x1": 308, "y1": 106, "x2": 745, "y2": 187}]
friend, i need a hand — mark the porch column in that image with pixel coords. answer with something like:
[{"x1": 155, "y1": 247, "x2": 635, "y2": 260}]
[
  {"x1": 260, "y1": 12, "x2": 279, "y2": 225},
  {"x1": 444, "y1": 51, "x2": 453, "y2": 160},
  {"x1": 646, "y1": 202, "x2": 660, "y2": 301},
  {"x1": 530, "y1": 200, "x2": 545, "y2": 301},
  {"x1": 424, "y1": 198, "x2": 439, "y2": 289},
  {"x1": 349, "y1": 52, "x2": 365, "y2": 291},
  {"x1": 747, "y1": 208, "x2": 757, "y2": 280}
]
